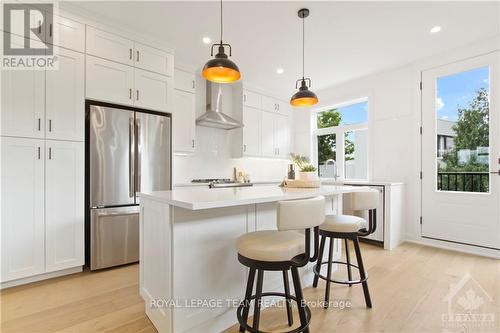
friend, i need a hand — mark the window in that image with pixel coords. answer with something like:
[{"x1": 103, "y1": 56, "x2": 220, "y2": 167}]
[{"x1": 314, "y1": 100, "x2": 368, "y2": 180}]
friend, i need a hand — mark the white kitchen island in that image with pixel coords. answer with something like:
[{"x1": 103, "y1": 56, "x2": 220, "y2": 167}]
[{"x1": 138, "y1": 185, "x2": 361, "y2": 333}]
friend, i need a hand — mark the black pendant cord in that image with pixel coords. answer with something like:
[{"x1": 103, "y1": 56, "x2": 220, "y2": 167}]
[
  {"x1": 220, "y1": 0, "x2": 223, "y2": 45},
  {"x1": 302, "y1": 14, "x2": 305, "y2": 81}
]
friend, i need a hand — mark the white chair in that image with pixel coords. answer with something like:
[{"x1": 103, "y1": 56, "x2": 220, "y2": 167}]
[
  {"x1": 312, "y1": 189, "x2": 379, "y2": 309},
  {"x1": 236, "y1": 196, "x2": 325, "y2": 333}
]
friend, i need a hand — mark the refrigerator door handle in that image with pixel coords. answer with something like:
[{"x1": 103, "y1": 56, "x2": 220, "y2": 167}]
[
  {"x1": 136, "y1": 117, "x2": 142, "y2": 193},
  {"x1": 129, "y1": 117, "x2": 135, "y2": 198}
]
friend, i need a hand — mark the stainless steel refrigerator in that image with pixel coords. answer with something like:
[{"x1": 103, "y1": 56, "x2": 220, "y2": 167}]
[{"x1": 87, "y1": 102, "x2": 171, "y2": 270}]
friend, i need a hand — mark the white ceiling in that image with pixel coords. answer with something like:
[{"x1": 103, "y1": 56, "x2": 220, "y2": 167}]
[{"x1": 70, "y1": 1, "x2": 499, "y2": 99}]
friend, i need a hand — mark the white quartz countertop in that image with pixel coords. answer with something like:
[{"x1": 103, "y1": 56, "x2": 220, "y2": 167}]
[{"x1": 139, "y1": 185, "x2": 363, "y2": 210}]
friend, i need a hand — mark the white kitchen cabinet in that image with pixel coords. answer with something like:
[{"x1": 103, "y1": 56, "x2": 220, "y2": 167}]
[
  {"x1": 275, "y1": 100, "x2": 290, "y2": 116},
  {"x1": 243, "y1": 89, "x2": 261, "y2": 109},
  {"x1": 242, "y1": 107, "x2": 261, "y2": 156},
  {"x1": 45, "y1": 141, "x2": 84, "y2": 273},
  {"x1": 86, "y1": 55, "x2": 135, "y2": 106},
  {"x1": 1, "y1": 137, "x2": 45, "y2": 282},
  {"x1": 173, "y1": 89, "x2": 196, "y2": 152},
  {"x1": 50, "y1": 14, "x2": 85, "y2": 52},
  {"x1": 134, "y1": 42, "x2": 174, "y2": 77},
  {"x1": 274, "y1": 114, "x2": 291, "y2": 157},
  {"x1": 261, "y1": 95, "x2": 281, "y2": 113},
  {"x1": 46, "y1": 48, "x2": 84, "y2": 141},
  {"x1": 86, "y1": 26, "x2": 134, "y2": 65},
  {"x1": 134, "y1": 68, "x2": 172, "y2": 112},
  {"x1": 1, "y1": 61, "x2": 45, "y2": 139},
  {"x1": 261, "y1": 111, "x2": 276, "y2": 157},
  {"x1": 174, "y1": 68, "x2": 196, "y2": 93}
]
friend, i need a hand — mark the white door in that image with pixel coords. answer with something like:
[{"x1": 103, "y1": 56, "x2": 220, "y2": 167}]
[
  {"x1": 45, "y1": 141, "x2": 84, "y2": 272},
  {"x1": 86, "y1": 56, "x2": 134, "y2": 106},
  {"x1": 242, "y1": 107, "x2": 261, "y2": 156},
  {"x1": 172, "y1": 89, "x2": 196, "y2": 152},
  {"x1": 261, "y1": 111, "x2": 275, "y2": 157},
  {"x1": 86, "y1": 26, "x2": 134, "y2": 65},
  {"x1": 1, "y1": 137, "x2": 45, "y2": 282},
  {"x1": 46, "y1": 48, "x2": 84, "y2": 141},
  {"x1": 421, "y1": 52, "x2": 500, "y2": 250},
  {"x1": 134, "y1": 68, "x2": 172, "y2": 112},
  {"x1": 1, "y1": 55, "x2": 45, "y2": 139},
  {"x1": 134, "y1": 42, "x2": 174, "y2": 77}
]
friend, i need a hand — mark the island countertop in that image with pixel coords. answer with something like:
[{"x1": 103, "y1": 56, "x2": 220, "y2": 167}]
[{"x1": 138, "y1": 184, "x2": 363, "y2": 210}]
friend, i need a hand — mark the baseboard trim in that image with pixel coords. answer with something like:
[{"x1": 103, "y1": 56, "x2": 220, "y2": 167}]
[
  {"x1": 1, "y1": 266, "x2": 83, "y2": 289},
  {"x1": 405, "y1": 237, "x2": 500, "y2": 259}
]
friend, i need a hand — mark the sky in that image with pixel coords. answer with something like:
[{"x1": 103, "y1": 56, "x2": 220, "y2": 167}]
[
  {"x1": 337, "y1": 101, "x2": 368, "y2": 125},
  {"x1": 436, "y1": 66, "x2": 489, "y2": 122}
]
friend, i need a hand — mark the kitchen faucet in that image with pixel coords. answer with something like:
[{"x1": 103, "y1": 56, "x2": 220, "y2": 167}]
[{"x1": 325, "y1": 159, "x2": 339, "y2": 181}]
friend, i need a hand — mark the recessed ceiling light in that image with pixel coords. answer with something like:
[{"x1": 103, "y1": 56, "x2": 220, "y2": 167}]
[
  {"x1": 276, "y1": 68, "x2": 284, "y2": 74},
  {"x1": 430, "y1": 26, "x2": 441, "y2": 34},
  {"x1": 202, "y1": 37, "x2": 212, "y2": 44}
]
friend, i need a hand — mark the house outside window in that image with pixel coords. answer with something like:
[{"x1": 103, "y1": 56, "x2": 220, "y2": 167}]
[{"x1": 313, "y1": 99, "x2": 369, "y2": 180}]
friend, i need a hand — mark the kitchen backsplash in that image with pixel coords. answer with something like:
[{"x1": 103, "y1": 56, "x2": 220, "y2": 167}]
[{"x1": 172, "y1": 126, "x2": 290, "y2": 185}]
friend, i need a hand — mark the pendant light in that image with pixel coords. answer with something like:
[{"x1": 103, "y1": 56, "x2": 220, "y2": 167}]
[
  {"x1": 202, "y1": 0, "x2": 241, "y2": 83},
  {"x1": 290, "y1": 8, "x2": 318, "y2": 107}
]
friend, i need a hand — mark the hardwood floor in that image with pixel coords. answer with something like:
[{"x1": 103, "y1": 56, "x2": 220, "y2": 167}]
[{"x1": 1, "y1": 242, "x2": 499, "y2": 332}]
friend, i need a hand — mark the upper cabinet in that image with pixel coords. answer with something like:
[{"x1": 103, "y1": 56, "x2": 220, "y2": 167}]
[
  {"x1": 172, "y1": 69, "x2": 196, "y2": 153},
  {"x1": 86, "y1": 26, "x2": 135, "y2": 66},
  {"x1": 262, "y1": 95, "x2": 290, "y2": 115},
  {"x1": 46, "y1": 48, "x2": 84, "y2": 141},
  {"x1": 175, "y1": 68, "x2": 196, "y2": 93},
  {"x1": 51, "y1": 14, "x2": 85, "y2": 52},
  {"x1": 243, "y1": 89, "x2": 261, "y2": 109},
  {"x1": 134, "y1": 68, "x2": 172, "y2": 112},
  {"x1": 134, "y1": 42, "x2": 174, "y2": 77}
]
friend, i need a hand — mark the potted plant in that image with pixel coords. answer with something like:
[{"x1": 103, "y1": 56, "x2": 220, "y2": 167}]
[{"x1": 290, "y1": 153, "x2": 318, "y2": 181}]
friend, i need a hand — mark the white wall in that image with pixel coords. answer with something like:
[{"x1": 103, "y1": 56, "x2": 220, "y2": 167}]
[{"x1": 293, "y1": 37, "x2": 500, "y2": 246}]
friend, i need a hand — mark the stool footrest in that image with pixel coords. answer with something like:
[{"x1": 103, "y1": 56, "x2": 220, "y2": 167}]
[
  {"x1": 237, "y1": 292, "x2": 311, "y2": 333},
  {"x1": 313, "y1": 260, "x2": 368, "y2": 285}
]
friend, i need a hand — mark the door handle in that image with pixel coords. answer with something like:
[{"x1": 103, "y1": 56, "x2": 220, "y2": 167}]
[
  {"x1": 192, "y1": 139, "x2": 195, "y2": 148},
  {"x1": 136, "y1": 50, "x2": 140, "y2": 62},
  {"x1": 48, "y1": 119, "x2": 52, "y2": 132},
  {"x1": 38, "y1": 118, "x2": 41, "y2": 131},
  {"x1": 129, "y1": 48, "x2": 132, "y2": 60},
  {"x1": 48, "y1": 147, "x2": 52, "y2": 160},
  {"x1": 136, "y1": 90, "x2": 139, "y2": 101},
  {"x1": 129, "y1": 117, "x2": 135, "y2": 198},
  {"x1": 136, "y1": 118, "x2": 142, "y2": 193},
  {"x1": 37, "y1": 147, "x2": 41, "y2": 159},
  {"x1": 129, "y1": 88, "x2": 132, "y2": 100},
  {"x1": 243, "y1": 144, "x2": 247, "y2": 152}
]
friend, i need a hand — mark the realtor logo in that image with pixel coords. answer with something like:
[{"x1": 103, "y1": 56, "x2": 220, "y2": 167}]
[
  {"x1": 3, "y1": 3, "x2": 53, "y2": 55},
  {"x1": 442, "y1": 273, "x2": 495, "y2": 332}
]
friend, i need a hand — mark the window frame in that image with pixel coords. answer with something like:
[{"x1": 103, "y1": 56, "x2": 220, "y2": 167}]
[{"x1": 311, "y1": 97, "x2": 370, "y2": 181}]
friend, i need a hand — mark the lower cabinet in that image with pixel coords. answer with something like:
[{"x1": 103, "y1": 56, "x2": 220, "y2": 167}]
[{"x1": 1, "y1": 137, "x2": 84, "y2": 282}]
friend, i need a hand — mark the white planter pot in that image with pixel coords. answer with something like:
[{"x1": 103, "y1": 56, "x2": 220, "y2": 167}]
[{"x1": 298, "y1": 171, "x2": 318, "y2": 181}]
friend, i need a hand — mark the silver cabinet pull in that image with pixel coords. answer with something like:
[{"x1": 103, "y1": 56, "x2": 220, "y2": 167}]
[
  {"x1": 243, "y1": 144, "x2": 247, "y2": 152},
  {"x1": 277, "y1": 148, "x2": 280, "y2": 155},
  {"x1": 37, "y1": 147, "x2": 41, "y2": 159},
  {"x1": 243, "y1": 94, "x2": 246, "y2": 102},
  {"x1": 192, "y1": 139, "x2": 195, "y2": 148},
  {"x1": 49, "y1": 23, "x2": 53, "y2": 37},
  {"x1": 136, "y1": 90, "x2": 139, "y2": 101},
  {"x1": 136, "y1": 50, "x2": 139, "y2": 62},
  {"x1": 192, "y1": 80, "x2": 195, "y2": 89},
  {"x1": 129, "y1": 48, "x2": 132, "y2": 60},
  {"x1": 48, "y1": 147, "x2": 52, "y2": 160},
  {"x1": 129, "y1": 88, "x2": 132, "y2": 99},
  {"x1": 38, "y1": 118, "x2": 41, "y2": 131},
  {"x1": 48, "y1": 119, "x2": 52, "y2": 132}
]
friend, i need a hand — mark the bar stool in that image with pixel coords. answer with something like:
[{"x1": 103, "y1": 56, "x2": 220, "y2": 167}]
[
  {"x1": 236, "y1": 196, "x2": 325, "y2": 333},
  {"x1": 312, "y1": 189, "x2": 378, "y2": 309}
]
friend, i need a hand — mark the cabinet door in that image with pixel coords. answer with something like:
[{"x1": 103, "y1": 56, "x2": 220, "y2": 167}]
[
  {"x1": 275, "y1": 100, "x2": 290, "y2": 116},
  {"x1": 45, "y1": 141, "x2": 84, "y2": 272},
  {"x1": 174, "y1": 68, "x2": 196, "y2": 93},
  {"x1": 1, "y1": 137, "x2": 45, "y2": 282},
  {"x1": 86, "y1": 56, "x2": 134, "y2": 106},
  {"x1": 49, "y1": 14, "x2": 85, "y2": 52},
  {"x1": 243, "y1": 89, "x2": 261, "y2": 109},
  {"x1": 1, "y1": 49, "x2": 45, "y2": 138},
  {"x1": 134, "y1": 68, "x2": 172, "y2": 112},
  {"x1": 46, "y1": 48, "x2": 84, "y2": 141},
  {"x1": 134, "y1": 42, "x2": 174, "y2": 76},
  {"x1": 261, "y1": 95, "x2": 278, "y2": 112},
  {"x1": 274, "y1": 114, "x2": 291, "y2": 158},
  {"x1": 173, "y1": 89, "x2": 196, "y2": 152},
  {"x1": 261, "y1": 111, "x2": 275, "y2": 157},
  {"x1": 86, "y1": 26, "x2": 134, "y2": 65},
  {"x1": 242, "y1": 107, "x2": 261, "y2": 156}
]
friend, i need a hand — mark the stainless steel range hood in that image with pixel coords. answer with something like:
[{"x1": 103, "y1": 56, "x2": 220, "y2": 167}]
[{"x1": 196, "y1": 81, "x2": 243, "y2": 130}]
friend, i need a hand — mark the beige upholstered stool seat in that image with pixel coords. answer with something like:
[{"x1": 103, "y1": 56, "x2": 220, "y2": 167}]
[
  {"x1": 320, "y1": 214, "x2": 366, "y2": 233},
  {"x1": 237, "y1": 230, "x2": 305, "y2": 262}
]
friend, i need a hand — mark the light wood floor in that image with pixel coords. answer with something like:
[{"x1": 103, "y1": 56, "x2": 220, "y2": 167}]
[{"x1": 1, "y1": 242, "x2": 499, "y2": 333}]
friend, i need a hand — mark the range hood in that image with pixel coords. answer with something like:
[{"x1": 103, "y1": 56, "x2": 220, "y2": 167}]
[{"x1": 196, "y1": 81, "x2": 243, "y2": 130}]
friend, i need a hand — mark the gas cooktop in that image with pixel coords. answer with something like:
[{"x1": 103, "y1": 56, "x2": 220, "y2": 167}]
[{"x1": 191, "y1": 178, "x2": 253, "y2": 188}]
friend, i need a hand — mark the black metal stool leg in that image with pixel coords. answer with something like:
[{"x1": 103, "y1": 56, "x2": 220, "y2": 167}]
[
  {"x1": 324, "y1": 237, "x2": 334, "y2": 309},
  {"x1": 291, "y1": 266, "x2": 309, "y2": 333},
  {"x1": 239, "y1": 268, "x2": 256, "y2": 332},
  {"x1": 312, "y1": 235, "x2": 326, "y2": 288},
  {"x1": 252, "y1": 270, "x2": 265, "y2": 330},
  {"x1": 282, "y1": 270, "x2": 293, "y2": 327},
  {"x1": 353, "y1": 237, "x2": 372, "y2": 308},
  {"x1": 344, "y1": 239, "x2": 352, "y2": 287}
]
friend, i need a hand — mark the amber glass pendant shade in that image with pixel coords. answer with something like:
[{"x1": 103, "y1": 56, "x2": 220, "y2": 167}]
[
  {"x1": 290, "y1": 79, "x2": 318, "y2": 106},
  {"x1": 202, "y1": 48, "x2": 241, "y2": 83}
]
